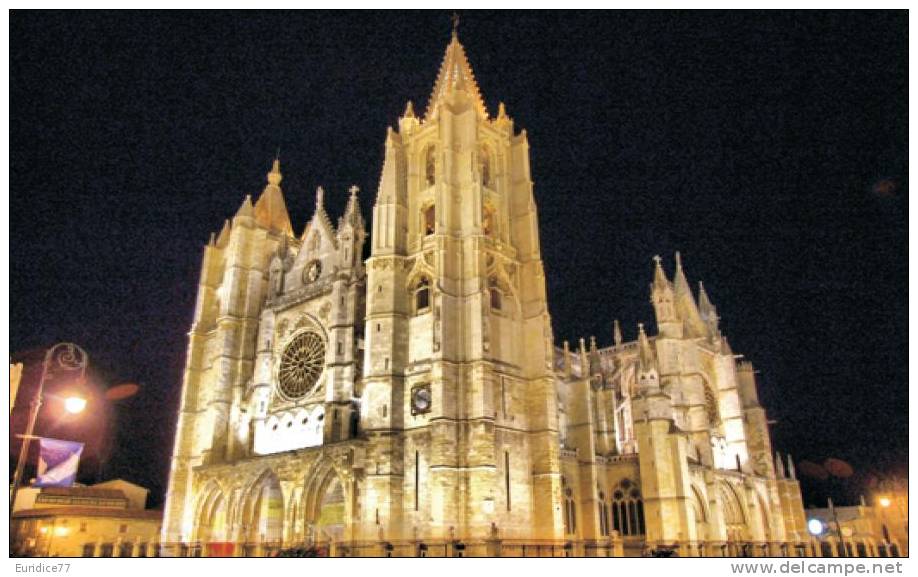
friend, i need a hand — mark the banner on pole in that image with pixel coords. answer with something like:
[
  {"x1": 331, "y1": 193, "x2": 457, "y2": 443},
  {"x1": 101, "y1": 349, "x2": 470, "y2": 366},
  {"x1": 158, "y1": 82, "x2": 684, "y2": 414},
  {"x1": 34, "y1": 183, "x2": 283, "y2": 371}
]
[{"x1": 34, "y1": 438, "x2": 84, "y2": 487}]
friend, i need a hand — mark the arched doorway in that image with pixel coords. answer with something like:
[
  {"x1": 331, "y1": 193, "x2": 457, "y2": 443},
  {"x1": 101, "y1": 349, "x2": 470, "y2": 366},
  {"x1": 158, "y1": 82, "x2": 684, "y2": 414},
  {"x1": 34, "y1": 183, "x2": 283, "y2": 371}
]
[
  {"x1": 242, "y1": 471, "x2": 285, "y2": 555},
  {"x1": 194, "y1": 483, "x2": 232, "y2": 556},
  {"x1": 719, "y1": 482, "x2": 749, "y2": 555},
  {"x1": 691, "y1": 485, "x2": 710, "y2": 554},
  {"x1": 302, "y1": 461, "x2": 351, "y2": 550}
]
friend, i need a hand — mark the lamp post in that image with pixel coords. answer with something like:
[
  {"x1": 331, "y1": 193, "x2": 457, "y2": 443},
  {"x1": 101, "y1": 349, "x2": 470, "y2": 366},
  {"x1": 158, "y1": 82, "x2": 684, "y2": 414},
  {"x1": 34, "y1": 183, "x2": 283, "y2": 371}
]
[{"x1": 9, "y1": 342, "x2": 89, "y2": 517}]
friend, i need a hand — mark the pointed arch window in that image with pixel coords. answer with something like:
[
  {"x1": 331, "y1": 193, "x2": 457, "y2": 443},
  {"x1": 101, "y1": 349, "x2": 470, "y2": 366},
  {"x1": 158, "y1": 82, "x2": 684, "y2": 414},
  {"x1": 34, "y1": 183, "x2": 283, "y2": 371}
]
[
  {"x1": 598, "y1": 490, "x2": 611, "y2": 537},
  {"x1": 479, "y1": 147, "x2": 492, "y2": 188},
  {"x1": 611, "y1": 479, "x2": 645, "y2": 536},
  {"x1": 421, "y1": 204, "x2": 436, "y2": 237},
  {"x1": 425, "y1": 146, "x2": 437, "y2": 186},
  {"x1": 562, "y1": 480, "x2": 577, "y2": 535},
  {"x1": 413, "y1": 277, "x2": 431, "y2": 314},
  {"x1": 489, "y1": 278, "x2": 503, "y2": 311}
]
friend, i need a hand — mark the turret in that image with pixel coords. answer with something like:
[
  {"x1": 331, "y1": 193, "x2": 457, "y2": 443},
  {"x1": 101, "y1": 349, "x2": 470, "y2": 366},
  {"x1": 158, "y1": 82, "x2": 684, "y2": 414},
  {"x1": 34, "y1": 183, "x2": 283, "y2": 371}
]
[
  {"x1": 650, "y1": 255, "x2": 681, "y2": 338},
  {"x1": 636, "y1": 323, "x2": 659, "y2": 392},
  {"x1": 588, "y1": 335, "x2": 602, "y2": 380},
  {"x1": 371, "y1": 127, "x2": 406, "y2": 255},
  {"x1": 337, "y1": 185, "x2": 367, "y2": 273},
  {"x1": 398, "y1": 100, "x2": 420, "y2": 135}
]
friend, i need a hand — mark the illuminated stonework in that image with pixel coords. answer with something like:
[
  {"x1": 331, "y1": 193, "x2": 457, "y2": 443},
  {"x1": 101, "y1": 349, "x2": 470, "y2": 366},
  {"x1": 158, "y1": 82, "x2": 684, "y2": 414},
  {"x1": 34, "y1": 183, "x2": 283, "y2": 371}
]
[{"x1": 162, "y1": 32, "x2": 809, "y2": 557}]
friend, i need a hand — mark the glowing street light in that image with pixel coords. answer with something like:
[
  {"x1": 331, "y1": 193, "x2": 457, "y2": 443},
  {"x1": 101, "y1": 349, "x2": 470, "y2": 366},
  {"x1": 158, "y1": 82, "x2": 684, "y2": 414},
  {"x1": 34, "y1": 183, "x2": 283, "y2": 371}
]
[
  {"x1": 9, "y1": 342, "x2": 90, "y2": 519},
  {"x1": 64, "y1": 396, "x2": 88, "y2": 414},
  {"x1": 807, "y1": 518, "x2": 826, "y2": 537},
  {"x1": 878, "y1": 496, "x2": 892, "y2": 508}
]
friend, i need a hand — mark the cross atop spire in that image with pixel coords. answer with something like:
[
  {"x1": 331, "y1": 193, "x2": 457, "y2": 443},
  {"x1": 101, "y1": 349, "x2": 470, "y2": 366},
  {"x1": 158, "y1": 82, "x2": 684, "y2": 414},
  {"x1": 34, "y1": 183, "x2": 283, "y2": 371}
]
[
  {"x1": 451, "y1": 12, "x2": 460, "y2": 38},
  {"x1": 425, "y1": 28, "x2": 488, "y2": 121}
]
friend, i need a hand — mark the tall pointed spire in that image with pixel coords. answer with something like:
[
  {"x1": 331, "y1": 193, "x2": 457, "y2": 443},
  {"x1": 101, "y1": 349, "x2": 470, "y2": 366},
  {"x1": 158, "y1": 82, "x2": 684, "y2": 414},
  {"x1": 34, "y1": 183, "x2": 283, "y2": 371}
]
[
  {"x1": 673, "y1": 251, "x2": 708, "y2": 337},
  {"x1": 254, "y1": 158, "x2": 293, "y2": 235},
  {"x1": 216, "y1": 219, "x2": 231, "y2": 248},
  {"x1": 340, "y1": 184, "x2": 365, "y2": 230},
  {"x1": 235, "y1": 194, "x2": 255, "y2": 219},
  {"x1": 787, "y1": 454, "x2": 797, "y2": 480},
  {"x1": 637, "y1": 323, "x2": 655, "y2": 371},
  {"x1": 652, "y1": 255, "x2": 670, "y2": 291},
  {"x1": 425, "y1": 27, "x2": 488, "y2": 121},
  {"x1": 650, "y1": 255, "x2": 678, "y2": 332},
  {"x1": 613, "y1": 319, "x2": 623, "y2": 347}
]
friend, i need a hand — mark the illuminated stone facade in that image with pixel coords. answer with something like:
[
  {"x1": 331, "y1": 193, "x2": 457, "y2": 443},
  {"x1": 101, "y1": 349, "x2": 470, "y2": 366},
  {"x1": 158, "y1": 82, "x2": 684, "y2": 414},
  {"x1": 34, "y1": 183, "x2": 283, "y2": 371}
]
[{"x1": 162, "y1": 33, "x2": 808, "y2": 557}]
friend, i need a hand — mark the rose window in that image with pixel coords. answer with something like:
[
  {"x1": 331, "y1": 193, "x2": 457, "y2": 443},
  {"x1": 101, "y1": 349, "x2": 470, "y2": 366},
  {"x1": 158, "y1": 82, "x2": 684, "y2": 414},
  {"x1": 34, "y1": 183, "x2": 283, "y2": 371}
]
[{"x1": 278, "y1": 332, "x2": 326, "y2": 400}]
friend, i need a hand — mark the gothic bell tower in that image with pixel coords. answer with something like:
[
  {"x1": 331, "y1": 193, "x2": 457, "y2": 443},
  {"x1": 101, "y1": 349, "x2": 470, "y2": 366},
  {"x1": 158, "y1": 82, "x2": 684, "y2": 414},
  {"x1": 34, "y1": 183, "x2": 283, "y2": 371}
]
[{"x1": 359, "y1": 29, "x2": 562, "y2": 541}]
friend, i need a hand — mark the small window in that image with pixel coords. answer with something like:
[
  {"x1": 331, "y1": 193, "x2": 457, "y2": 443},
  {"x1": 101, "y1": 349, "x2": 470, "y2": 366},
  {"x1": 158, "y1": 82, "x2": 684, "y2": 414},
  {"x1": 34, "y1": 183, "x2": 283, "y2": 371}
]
[
  {"x1": 490, "y1": 286, "x2": 502, "y2": 311},
  {"x1": 79, "y1": 521, "x2": 87, "y2": 533},
  {"x1": 119, "y1": 524, "x2": 127, "y2": 534},
  {"x1": 415, "y1": 278, "x2": 431, "y2": 313},
  {"x1": 301, "y1": 417, "x2": 308, "y2": 425},
  {"x1": 423, "y1": 205, "x2": 436, "y2": 236},
  {"x1": 425, "y1": 147, "x2": 436, "y2": 186}
]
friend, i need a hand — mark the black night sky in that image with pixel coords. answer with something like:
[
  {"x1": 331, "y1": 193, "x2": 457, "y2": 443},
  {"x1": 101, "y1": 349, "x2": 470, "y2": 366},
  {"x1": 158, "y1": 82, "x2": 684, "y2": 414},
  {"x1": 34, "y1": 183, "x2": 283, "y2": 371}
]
[{"x1": 9, "y1": 11, "x2": 907, "y2": 509}]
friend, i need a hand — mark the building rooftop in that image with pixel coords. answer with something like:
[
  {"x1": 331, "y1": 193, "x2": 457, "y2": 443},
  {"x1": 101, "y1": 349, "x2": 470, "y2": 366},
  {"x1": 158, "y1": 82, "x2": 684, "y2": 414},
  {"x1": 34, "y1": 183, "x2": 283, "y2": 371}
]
[{"x1": 12, "y1": 506, "x2": 162, "y2": 521}]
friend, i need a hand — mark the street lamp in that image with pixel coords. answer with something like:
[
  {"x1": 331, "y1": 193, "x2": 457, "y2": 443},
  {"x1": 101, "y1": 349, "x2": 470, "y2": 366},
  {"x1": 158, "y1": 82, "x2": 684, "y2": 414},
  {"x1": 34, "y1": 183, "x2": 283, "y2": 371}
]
[
  {"x1": 64, "y1": 396, "x2": 88, "y2": 414},
  {"x1": 878, "y1": 497, "x2": 892, "y2": 509},
  {"x1": 9, "y1": 342, "x2": 89, "y2": 518},
  {"x1": 807, "y1": 518, "x2": 826, "y2": 537}
]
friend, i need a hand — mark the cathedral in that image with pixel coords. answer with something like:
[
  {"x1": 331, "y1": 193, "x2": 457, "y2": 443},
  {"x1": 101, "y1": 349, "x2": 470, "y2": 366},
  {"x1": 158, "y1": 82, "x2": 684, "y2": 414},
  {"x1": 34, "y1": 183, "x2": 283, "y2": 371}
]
[{"x1": 162, "y1": 31, "x2": 809, "y2": 557}]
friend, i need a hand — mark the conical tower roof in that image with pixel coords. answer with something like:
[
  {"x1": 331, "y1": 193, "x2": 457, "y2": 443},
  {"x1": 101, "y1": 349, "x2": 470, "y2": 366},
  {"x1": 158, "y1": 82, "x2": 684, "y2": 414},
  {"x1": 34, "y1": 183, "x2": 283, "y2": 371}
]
[
  {"x1": 425, "y1": 31, "x2": 488, "y2": 121},
  {"x1": 254, "y1": 159, "x2": 294, "y2": 235}
]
